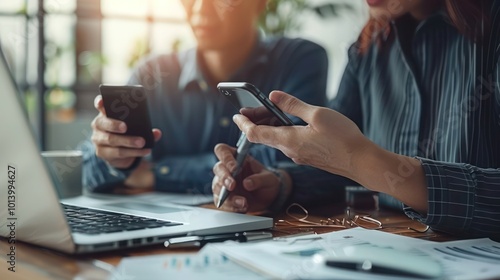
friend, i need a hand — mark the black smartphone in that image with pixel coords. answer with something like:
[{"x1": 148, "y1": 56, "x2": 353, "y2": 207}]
[
  {"x1": 217, "y1": 82, "x2": 293, "y2": 126},
  {"x1": 99, "y1": 85, "x2": 155, "y2": 149}
]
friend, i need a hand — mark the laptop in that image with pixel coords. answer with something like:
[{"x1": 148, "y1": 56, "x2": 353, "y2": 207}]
[{"x1": 0, "y1": 46, "x2": 273, "y2": 254}]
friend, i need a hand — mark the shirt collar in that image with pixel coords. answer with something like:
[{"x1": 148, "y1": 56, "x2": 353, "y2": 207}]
[
  {"x1": 390, "y1": 8, "x2": 449, "y2": 36},
  {"x1": 414, "y1": 8, "x2": 449, "y2": 33},
  {"x1": 177, "y1": 48, "x2": 206, "y2": 92},
  {"x1": 177, "y1": 33, "x2": 269, "y2": 92}
]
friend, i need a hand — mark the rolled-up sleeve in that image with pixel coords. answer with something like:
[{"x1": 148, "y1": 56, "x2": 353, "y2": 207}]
[{"x1": 404, "y1": 158, "x2": 500, "y2": 238}]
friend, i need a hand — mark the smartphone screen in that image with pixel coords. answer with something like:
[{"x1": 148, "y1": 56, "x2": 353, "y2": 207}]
[
  {"x1": 99, "y1": 85, "x2": 155, "y2": 149},
  {"x1": 217, "y1": 82, "x2": 293, "y2": 127}
]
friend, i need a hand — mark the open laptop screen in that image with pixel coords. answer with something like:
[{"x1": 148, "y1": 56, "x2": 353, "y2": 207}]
[{"x1": 0, "y1": 44, "x2": 75, "y2": 253}]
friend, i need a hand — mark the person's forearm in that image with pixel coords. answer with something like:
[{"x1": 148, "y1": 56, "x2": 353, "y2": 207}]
[
  {"x1": 124, "y1": 160, "x2": 155, "y2": 190},
  {"x1": 348, "y1": 141, "x2": 428, "y2": 213}
]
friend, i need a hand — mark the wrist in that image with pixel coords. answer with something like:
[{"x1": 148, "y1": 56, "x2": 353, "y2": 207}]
[
  {"x1": 346, "y1": 139, "x2": 428, "y2": 212},
  {"x1": 344, "y1": 138, "x2": 379, "y2": 183},
  {"x1": 124, "y1": 160, "x2": 155, "y2": 190},
  {"x1": 349, "y1": 140, "x2": 391, "y2": 191}
]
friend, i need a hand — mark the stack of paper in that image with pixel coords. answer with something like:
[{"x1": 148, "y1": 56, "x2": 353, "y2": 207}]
[
  {"x1": 208, "y1": 228, "x2": 500, "y2": 280},
  {"x1": 208, "y1": 228, "x2": 435, "y2": 279},
  {"x1": 110, "y1": 246, "x2": 263, "y2": 280},
  {"x1": 111, "y1": 228, "x2": 500, "y2": 280}
]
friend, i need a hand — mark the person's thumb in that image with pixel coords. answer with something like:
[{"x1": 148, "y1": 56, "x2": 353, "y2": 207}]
[
  {"x1": 152, "y1": 129, "x2": 162, "y2": 142},
  {"x1": 269, "y1": 91, "x2": 316, "y2": 123},
  {"x1": 94, "y1": 95, "x2": 106, "y2": 115}
]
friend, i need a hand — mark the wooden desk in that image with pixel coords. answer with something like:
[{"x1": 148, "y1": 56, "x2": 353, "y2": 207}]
[{"x1": 0, "y1": 203, "x2": 455, "y2": 280}]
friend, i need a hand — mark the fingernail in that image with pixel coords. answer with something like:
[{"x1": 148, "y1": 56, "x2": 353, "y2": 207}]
[
  {"x1": 270, "y1": 91, "x2": 282, "y2": 103},
  {"x1": 243, "y1": 179, "x2": 253, "y2": 190},
  {"x1": 135, "y1": 139, "x2": 144, "y2": 147},
  {"x1": 224, "y1": 178, "x2": 233, "y2": 188},
  {"x1": 235, "y1": 198, "x2": 244, "y2": 207},
  {"x1": 232, "y1": 114, "x2": 241, "y2": 122},
  {"x1": 119, "y1": 123, "x2": 127, "y2": 132}
]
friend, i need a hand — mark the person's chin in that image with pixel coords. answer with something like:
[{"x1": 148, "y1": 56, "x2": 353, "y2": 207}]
[
  {"x1": 196, "y1": 42, "x2": 226, "y2": 52},
  {"x1": 194, "y1": 33, "x2": 223, "y2": 50},
  {"x1": 366, "y1": 0, "x2": 385, "y2": 7},
  {"x1": 369, "y1": 7, "x2": 398, "y2": 21}
]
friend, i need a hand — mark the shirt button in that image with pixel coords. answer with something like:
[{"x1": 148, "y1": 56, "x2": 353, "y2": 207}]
[
  {"x1": 219, "y1": 117, "x2": 230, "y2": 127},
  {"x1": 198, "y1": 80, "x2": 208, "y2": 92},
  {"x1": 159, "y1": 166, "x2": 170, "y2": 175}
]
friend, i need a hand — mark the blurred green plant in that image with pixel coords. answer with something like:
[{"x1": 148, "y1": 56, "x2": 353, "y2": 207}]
[
  {"x1": 127, "y1": 38, "x2": 151, "y2": 69},
  {"x1": 259, "y1": 0, "x2": 355, "y2": 36},
  {"x1": 78, "y1": 51, "x2": 108, "y2": 84},
  {"x1": 44, "y1": 39, "x2": 77, "y2": 111},
  {"x1": 127, "y1": 37, "x2": 183, "y2": 69}
]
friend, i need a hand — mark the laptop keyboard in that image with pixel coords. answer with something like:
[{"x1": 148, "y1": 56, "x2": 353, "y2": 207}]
[{"x1": 62, "y1": 204, "x2": 182, "y2": 235}]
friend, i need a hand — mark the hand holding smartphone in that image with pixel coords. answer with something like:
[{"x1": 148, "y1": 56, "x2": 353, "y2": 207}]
[
  {"x1": 215, "y1": 82, "x2": 293, "y2": 208},
  {"x1": 218, "y1": 82, "x2": 293, "y2": 127},
  {"x1": 99, "y1": 85, "x2": 155, "y2": 149}
]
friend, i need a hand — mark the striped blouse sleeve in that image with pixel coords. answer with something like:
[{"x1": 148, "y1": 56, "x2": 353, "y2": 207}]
[{"x1": 404, "y1": 18, "x2": 500, "y2": 239}]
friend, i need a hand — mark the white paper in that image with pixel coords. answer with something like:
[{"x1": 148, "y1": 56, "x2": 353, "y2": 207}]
[
  {"x1": 110, "y1": 246, "x2": 263, "y2": 280},
  {"x1": 208, "y1": 228, "x2": 436, "y2": 280},
  {"x1": 210, "y1": 228, "x2": 500, "y2": 280},
  {"x1": 111, "y1": 228, "x2": 500, "y2": 280},
  {"x1": 417, "y1": 238, "x2": 500, "y2": 280}
]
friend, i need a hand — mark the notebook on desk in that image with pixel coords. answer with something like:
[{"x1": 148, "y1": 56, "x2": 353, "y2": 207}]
[{"x1": 0, "y1": 45, "x2": 272, "y2": 254}]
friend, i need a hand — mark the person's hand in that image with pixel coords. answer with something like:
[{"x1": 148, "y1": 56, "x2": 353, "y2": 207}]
[
  {"x1": 232, "y1": 90, "x2": 371, "y2": 181},
  {"x1": 234, "y1": 91, "x2": 430, "y2": 214},
  {"x1": 212, "y1": 143, "x2": 291, "y2": 213},
  {"x1": 90, "y1": 95, "x2": 162, "y2": 169}
]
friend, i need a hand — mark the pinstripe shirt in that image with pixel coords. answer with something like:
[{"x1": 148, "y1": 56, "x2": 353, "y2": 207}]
[{"x1": 286, "y1": 5, "x2": 500, "y2": 238}]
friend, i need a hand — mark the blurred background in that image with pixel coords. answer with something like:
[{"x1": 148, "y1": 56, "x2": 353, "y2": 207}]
[{"x1": 0, "y1": 0, "x2": 368, "y2": 151}]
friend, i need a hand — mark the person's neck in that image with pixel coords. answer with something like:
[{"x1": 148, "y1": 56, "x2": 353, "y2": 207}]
[
  {"x1": 409, "y1": 1, "x2": 442, "y2": 21},
  {"x1": 199, "y1": 32, "x2": 257, "y2": 84}
]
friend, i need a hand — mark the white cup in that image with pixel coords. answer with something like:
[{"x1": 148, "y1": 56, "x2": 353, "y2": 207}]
[{"x1": 41, "y1": 150, "x2": 83, "y2": 199}]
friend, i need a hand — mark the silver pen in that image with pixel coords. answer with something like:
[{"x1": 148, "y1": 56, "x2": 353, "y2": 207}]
[
  {"x1": 216, "y1": 133, "x2": 253, "y2": 208},
  {"x1": 164, "y1": 231, "x2": 273, "y2": 249}
]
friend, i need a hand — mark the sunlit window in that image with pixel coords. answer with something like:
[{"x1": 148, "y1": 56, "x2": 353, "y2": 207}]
[
  {"x1": 100, "y1": 0, "x2": 194, "y2": 83},
  {"x1": 0, "y1": 0, "x2": 195, "y2": 150},
  {"x1": 0, "y1": 1, "x2": 25, "y2": 13},
  {"x1": 101, "y1": 0, "x2": 150, "y2": 17},
  {"x1": 45, "y1": 0, "x2": 76, "y2": 13},
  {"x1": 0, "y1": 0, "x2": 366, "y2": 150}
]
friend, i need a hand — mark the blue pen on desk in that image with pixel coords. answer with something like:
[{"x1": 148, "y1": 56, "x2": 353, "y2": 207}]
[{"x1": 216, "y1": 133, "x2": 253, "y2": 208}]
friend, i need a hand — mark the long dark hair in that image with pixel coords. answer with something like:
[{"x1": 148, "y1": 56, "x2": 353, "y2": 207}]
[{"x1": 358, "y1": 0, "x2": 491, "y2": 54}]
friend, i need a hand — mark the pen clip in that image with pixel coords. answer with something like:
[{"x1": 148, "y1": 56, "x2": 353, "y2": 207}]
[
  {"x1": 236, "y1": 132, "x2": 247, "y2": 147},
  {"x1": 231, "y1": 134, "x2": 252, "y2": 177}
]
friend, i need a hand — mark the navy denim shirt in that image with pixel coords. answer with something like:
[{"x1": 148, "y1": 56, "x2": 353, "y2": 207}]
[{"x1": 82, "y1": 36, "x2": 328, "y2": 194}]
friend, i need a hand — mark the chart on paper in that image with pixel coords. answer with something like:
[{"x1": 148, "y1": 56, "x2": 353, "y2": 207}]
[{"x1": 110, "y1": 246, "x2": 262, "y2": 280}]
